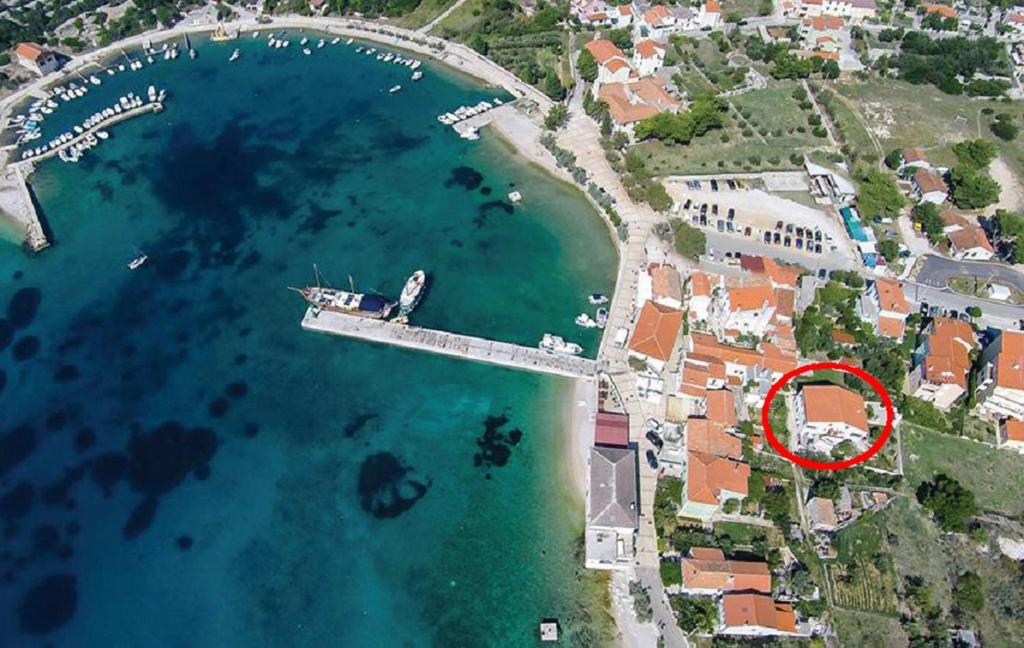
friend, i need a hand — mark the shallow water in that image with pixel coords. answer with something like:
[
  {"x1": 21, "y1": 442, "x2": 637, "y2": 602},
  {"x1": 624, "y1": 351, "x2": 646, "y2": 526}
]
[{"x1": 0, "y1": 31, "x2": 619, "y2": 646}]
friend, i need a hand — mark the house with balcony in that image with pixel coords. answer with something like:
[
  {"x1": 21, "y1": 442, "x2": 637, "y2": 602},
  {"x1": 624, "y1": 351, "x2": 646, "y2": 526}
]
[
  {"x1": 975, "y1": 329, "x2": 1024, "y2": 422},
  {"x1": 720, "y1": 594, "x2": 802, "y2": 637},
  {"x1": 909, "y1": 317, "x2": 976, "y2": 411},
  {"x1": 793, "y1": 384, "x2": 870, "y2": 453},
  {"x1": 632, "y1": 39, "x2": 667, "y2": 76},
  {"x1": 860, "y1": 277, "x2": 910, "y2": 339},
  {"x1": 585, "y1": 445, "x2": 639, "y2": 570},
  {"x1": 628, "y1": 300, "x2": 684, "y2": 370},
  {"x1": 681, "y1": 547, "x2": 771, "y2": 594},
  {"x1": 912, "y1": 168, "x2": 949, "y2": 204}
]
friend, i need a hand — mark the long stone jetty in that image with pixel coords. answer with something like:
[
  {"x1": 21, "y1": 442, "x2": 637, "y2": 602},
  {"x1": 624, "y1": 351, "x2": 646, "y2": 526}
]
[{"x1": 301, "y1": 307, "x2": 598, "y2": 378}]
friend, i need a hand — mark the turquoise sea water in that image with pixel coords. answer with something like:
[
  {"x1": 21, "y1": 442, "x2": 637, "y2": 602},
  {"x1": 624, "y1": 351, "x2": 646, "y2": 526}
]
[{"x1": 0, "y1": 32, "x2": 618, "y2": 646}]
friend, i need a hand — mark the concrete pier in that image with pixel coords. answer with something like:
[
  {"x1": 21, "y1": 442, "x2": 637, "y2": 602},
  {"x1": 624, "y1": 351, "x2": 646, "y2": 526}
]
[
  {"x1": 301, "y1": 307, "x2": 598, "y2": 378},
  {"x1": 0, "y1": 162, "x2": 48, "y2": 252}
]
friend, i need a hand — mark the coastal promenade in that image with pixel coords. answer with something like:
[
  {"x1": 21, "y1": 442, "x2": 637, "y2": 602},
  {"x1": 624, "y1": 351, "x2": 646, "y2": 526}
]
[{"x1": 301, "y1": 307, "x2": 599, "y2": 379}]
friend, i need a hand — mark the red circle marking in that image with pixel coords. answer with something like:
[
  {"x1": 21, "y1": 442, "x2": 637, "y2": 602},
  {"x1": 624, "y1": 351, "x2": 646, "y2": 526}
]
[{"x1": 760, "y1": 361, "x2": 894, "y2": 471}]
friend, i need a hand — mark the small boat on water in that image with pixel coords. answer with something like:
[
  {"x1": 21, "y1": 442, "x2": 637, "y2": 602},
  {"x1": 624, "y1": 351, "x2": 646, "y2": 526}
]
[
  {"x1": 539, "y1": 334, "x2": 583, "y2": 355},
  {"x1": 303, "y1": 48, "x2": 312, "y2": 55},
  {"x1": 507, "y1": 191, "x2": 523, "y2": 203},
  {"x1": 595, "y1": 307, "x2": 608, "y2": 328},
  {"x1": 389, "y1": 85, "x2": 402, "y2": 94},
  {"x1": 588, "y1": 294, "x2": 609, "y2": 305},
  {"x1": 229, "y1": 49, "x2": 240, "y2": 62},
  {"x1": 412, "y1": 70, "x2": 423, "y2": 81},
  {"x1": 398, "y1": 270, "x2": 426, "y2": 315},
  {"x1": 575, "y1": 313, "x2": 598, "y2": 328},
  {"x1": 128, "y1": 253, "x2": 148, "y2": 270}
]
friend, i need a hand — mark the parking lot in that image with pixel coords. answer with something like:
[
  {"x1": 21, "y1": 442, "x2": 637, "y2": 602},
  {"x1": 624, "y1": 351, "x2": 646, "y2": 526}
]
[{"x1": 663, "y1": 178, "x2": 859, "y2": 263}]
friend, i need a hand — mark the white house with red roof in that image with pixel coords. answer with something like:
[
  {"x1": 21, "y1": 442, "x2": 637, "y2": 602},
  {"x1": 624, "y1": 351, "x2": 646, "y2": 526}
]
[
  {"x1": 584, "y1": 39, "x2": 636, "y2": 89},
  {"x1": 788, "y1": 0, "x2": 877, "y2": 23},
  {"x1": 909, "y1": 317, "x2": 976, "y2": 410},
  {"x1": 13, "y1": 42, "x2": 58, "y2": 76},
  {"x1": 687, "y1": 271, "x2": 715, "y2": 324},
  {"x1": 632, "y1": 39, "x2": 666, "y2": 76},
  {"x1": 699, "y1": 0, "x2": 723, "y2": 28},
  {"x1": 612, "y1": 3, "x2": 635, "y2": 28},
  {"x1": 709, "y1": 283, "x2": 778, "y2": 342},
  {"x1": 999, "y1": 419, "x2": 1024, "y2": 452},
  {"x1": 912, "y1": 168, "x2": 949, "y2": 204},
  {"x1": 860, "y1": 277, "x2": 910, "y2": 340},
  {"x1": 793, "y1": 384, "x2": 870, "y2": 453},
  {"x1": 636, "y1": 4, "x2": 681, "y2": 40},
  {"x1": 975, "y1": 329, "x2": 1024, "y2": 422}
]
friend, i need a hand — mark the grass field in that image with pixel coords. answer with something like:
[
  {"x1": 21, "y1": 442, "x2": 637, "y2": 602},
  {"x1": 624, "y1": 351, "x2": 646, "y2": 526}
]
[
  {"x1": 833, "y1": 608, "x2": 907, "y2": 647},
  {"x1": 429, "y1": 0, "x2": 485, "y2": 35},
  {"x1": 635, "y1": 81, "x2": 834, "y2": 176},
  {"x1": 393, "y1": 0, "x2": 456, "y2": 29},
  {"x1": 903, "y1": 424, "x2": 1024, "y2": 517},
  {"x1": 720, "y1": 0, "x2": 773, "y2": 18},
  {"x1": 830, "y1": 513, "x2": 900, "y2": 615}
]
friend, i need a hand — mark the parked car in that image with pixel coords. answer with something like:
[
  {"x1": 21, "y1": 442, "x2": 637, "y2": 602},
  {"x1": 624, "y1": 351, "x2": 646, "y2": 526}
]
[
  {"x1": 682, "y1": 198, "x2": 692, "y2": 210},
  {"x1": 795, "y1": 226, "x2": 804, "y2": 238},
  {"x1": 785, "y1": 223, "x2": 794, "y2": 234},
  {"x1": 645, "y1": 450, "x2": 659, "y2": 470},
  {"x1": 796, "y1": 239, "x2": 803, "y2": 250},
  {"x1": 784, "y1": 236, "x2": 792, "y2": 247},
  {"x1": 814, "y1": 230, "x2": 822, "y2": 242},
  {"x1": 744, "y1": 226, "x2": 752, "y2": 237},
  {"x1": 763, "y1": 231, "x2": 772, "y2": 244},
  {"x1": 775, "y1": 220, "x2": 783, "y2": 230},
  {"x1": 726, "y1": 179, "x2": 736, "y2": 190},
  {"x1": 710, "y1": 179, "x2": 719, "y2": 192},
  {"x1": 700, "y1": 214, "x2": 707, "y2": 226},
  {"x1": 645, "y1": 430, "x2": 664, "y2": 450},
  {"x1": 711, "y1": 204, "x2": 719, "y2": 216},
  {"x1": 773, "y1": 232, "x2": 781, "y2": 244},
  {"x1": 691, "y1": 214, "x2": 699, "y2": 225},
  {"x1": 726, "y1": 221, "x2": 734, "y2": 233},
  {"x1": 817, "y1": 268, "x2": 828, "y2": 279},
  {"x1": 717, "y1": 220, "x2": 725, "y2": 232},
  {"x1": 919, "y1": 302, "x2": 930, "y2": 315},
  {"x1": 814, "y1": 243, "x2": 822, "y2": 254},
  {"x1": 727, "y1": 208, "x2": 735, "y2": 220},
  {"x1": 700, "y1": 204, "x2": 708, "y2": 216}
]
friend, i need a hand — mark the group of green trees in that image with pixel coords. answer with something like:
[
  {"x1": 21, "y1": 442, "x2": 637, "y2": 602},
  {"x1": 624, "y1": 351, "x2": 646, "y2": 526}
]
[
  {"x1": 894, "y1": 33, "x2": 1009, "y2": 97},
  {"x1": 993, "y1": 209, "x2": 1024, "y2": 263},
  {"x1": 948, "y1": 138, "x2": 1001, "y2": 210},
  {"x1": 633, "y1": 94, "x2": 728, "y2": 144},
  {"x1": 911, "y1": 202, "x2": 945, "y2": 245},
  {"x1": 856, "y1": 169, "x2": 905, "y2": 220},
  {"x1": 916, "y1": 473, "x2": 978, "y2": 532}
]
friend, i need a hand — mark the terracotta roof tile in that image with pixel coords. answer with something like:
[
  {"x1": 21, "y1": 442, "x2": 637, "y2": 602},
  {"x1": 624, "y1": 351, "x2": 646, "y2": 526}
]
[
  {"x1": 629, "y1": 301, "x2": 683, "y2": 361},
  {"x1": 722, "y1": 594, "x2": 797, "y2": 633},
  {"x1": 800, "y1": 384, "x2": 868, "y2": 432},
  {"x1": 995, "y1": 330, "x2": 1024, "y2": 391},
  {"x1": 686, "y1": 451, "x2": 750, "y2": 505}
]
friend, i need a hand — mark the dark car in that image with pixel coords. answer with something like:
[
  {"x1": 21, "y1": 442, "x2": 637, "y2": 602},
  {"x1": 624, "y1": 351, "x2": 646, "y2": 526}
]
[
  {"x1": 691, "y1": 214, "x2": 699, "y2": 225},
  {"x1": 949, "y1": 310, "x2": 959, "y2": 320},
  {"x1": 814, "y1": 243, "x2": 822, "y2": 254},
  {"x1": 773, "y1": 232, "x2": 781, "y2": 244},
  {"x1": 919, "y1": 302, "x2": 930, "y2": 315},
  {"x1": 646, "y1": 450, "x2": 659, "y2": 470},
  {"x1": 764, "y1": 231, "x2": 772, "y2": 244},
  {"x1": 726, "y1": 179, "x2": 736, "y2": 190},
  {"x1": 711, "y1": 179, "x2": 719, "y2": 192},
  {"x1": 815, "y1": 230, "x2": 822, "y2": 242},
  {"x1": 726, "y1": 221, "x2": 734, "y2": 233},
  {"x1": 817, "y1": 268, "x2": 827, "y2": 279},
  {"x1": 683, "y1": 198, "x2": 692, "y2": 210},
  {"x1": 717, "y1": 219, "x2": 725, "y2": 232},
  {"x1": 959, "y1": 312, "x2": 972, "y2": 322},
  {"x1": 795, "y1": 226, "x2": 804, "y2": 238},
  {"x1": 744, "y1": 226, "x2": 752, "y2": 236},
  {"x1": 712, "y1": 204, "x2": 719, "y2": 216},
  {"x1": 646, "y1": 430, "x2": 664, "y2": 450},
  {"x1": 700, "y1": 203, "x2": 708, "y2": 216},
  {"x1": 727, "y1": 208, "x2": 735, "y2": 220},
  {"x1": 700, "y1": 214, "x2": 707, "y2": 226},
  {"x1": 784, "y1": 236, "x2": 792, "y2": 248},
  {"x1": 785, "y1": 223, "x2": 794, "y2": 234},
  {"x1": 929, "y1": 305, "x2": 941, "y2": 317},
  {"x1": 796, "y1": 239, "x2": 804, "y2": 250},
  {"x1": 775, "y1": 220, "x2": 783, "y2": 230}
]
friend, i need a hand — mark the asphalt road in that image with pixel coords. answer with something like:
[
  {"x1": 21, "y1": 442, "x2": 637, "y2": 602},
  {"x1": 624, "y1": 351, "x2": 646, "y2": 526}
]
[{"x1": 915, "y1": 254, "x2": 1024, "y2": 293}]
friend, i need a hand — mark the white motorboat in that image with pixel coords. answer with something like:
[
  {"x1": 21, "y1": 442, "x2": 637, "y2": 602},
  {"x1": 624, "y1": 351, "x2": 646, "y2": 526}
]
[
  {"x1": 539, "y1": 334, "x2": 583, "y2": 355},
  {"x1": 389, "y1": 85, "x2": 402, "y2": 94},
  {"x1": 398, "y1": 270, "x2": 427, "y2": 315},
  {"x1": 507, "y1": 191, "x2": 523, "y2": 203},
  {"x1": 229, "y1": 49, "x2": 240, "y2": 62},
  {"x1": 595, "y1": 307, "x2": 608, "y2": 329},
  {"x1": 588, "y1": 294, "x2": 609, "y2": 305},
  {"x1": 128, "y1": 254, "x2": 148, "y2": 270},
  {"x1": 575, "y1": 314, "x2": 598, "y2": 328}
]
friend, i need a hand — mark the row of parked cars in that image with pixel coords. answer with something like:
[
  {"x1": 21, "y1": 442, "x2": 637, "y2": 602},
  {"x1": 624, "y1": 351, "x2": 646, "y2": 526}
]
[
  {"x1": 681, "y1": 200, "x2": 829, "y2": 255},
  {"x1": 762, "y1": 220, "x2": 826, "y2": 254},
  {"x1": 682, "y1": 177, "x2": 747, "y2": 192}
]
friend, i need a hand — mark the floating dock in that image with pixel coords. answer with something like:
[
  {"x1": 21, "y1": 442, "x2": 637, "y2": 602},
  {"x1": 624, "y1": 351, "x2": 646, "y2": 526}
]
[{"x1": 301, "y1": 307, "x2": 598, "y2": 378}]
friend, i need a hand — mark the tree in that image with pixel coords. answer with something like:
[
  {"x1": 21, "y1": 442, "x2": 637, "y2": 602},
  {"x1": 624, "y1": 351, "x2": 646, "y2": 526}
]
[
  {"x1": 878, "y1": 238, "x2": 900, "y2": 262},
  {"x1": 578, "y1": 48, "x2": 597, "y2": 83},
  {"x1": 606, "y1": 27, "x2": 632, "y2": 50},
  {"x1": 916, "y1": 473, "x2": 978, "y2": 532},
  {"x1": 646, "y1": 182, "x2": 673, "y2": 212},
  {"x1": 670, "y1": 218, "x2": 706, "y2": 259},
  {"x1": 950, "y1": 166, "x2": 1000, "y2": 209},
  {"x1": 884, "y1": 148, "x2": 903, "y2": 170},
  {"x1": 952, "y1": 139, "x2": 997, "y2": 170},
  {"x1": 543, "y1": 104, "x2": 568, "y2": 131},
  {"x1": 822, "y1": 59, "x2": 840, "y2": 79},
  {"x1": 542, "y1": 68, "x2": 565, "y2": 101},
  {"x1": 670, "y1": 596, "x2": 718, "y2": 633},
  {"x1": 912, "y1": 202, "x2": 945, "y2": 244},
  {"x1": 857, "y1": 169, "x2": 905, "y2": 220},
  {"x1": 991, "y1": 119, "x2": 1019, "y2": 141},
  {"x1": 953, "y1": 571, "x2": 985, "y2": 613}
]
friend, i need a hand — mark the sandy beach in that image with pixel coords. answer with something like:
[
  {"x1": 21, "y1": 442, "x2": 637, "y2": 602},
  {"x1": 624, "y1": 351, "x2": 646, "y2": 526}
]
[{"x1": 562, "y1": 377, "x2": 596, "y2": 500}]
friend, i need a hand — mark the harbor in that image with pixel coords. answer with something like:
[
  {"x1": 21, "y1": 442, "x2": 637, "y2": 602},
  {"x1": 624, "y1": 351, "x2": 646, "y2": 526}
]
[{"x1": 301, "y1": 307, "x2": 599, "y2": 378}]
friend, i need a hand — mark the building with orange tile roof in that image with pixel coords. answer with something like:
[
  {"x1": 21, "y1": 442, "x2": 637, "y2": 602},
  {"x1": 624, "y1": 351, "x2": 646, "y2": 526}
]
[
  {"x1": 640, "y1": 263, "x2": 683, "y2": 310},
  {"x1": 922, "y1": 3, "x2": 957, "y2": 18},
  {"x1": 628, "y1": 300, "x2": 683, "y2": 367},
  {"x1": 998, "y1": 418, "x2": 1024, "y2": 452},
  {"x1": 598, "y1": 78, "x2": 680, "y2": 129},
  {"x1": 687, "y1": 271, "x2": 716, "y2": 323},
  {"x1": 681, "y1": 547, "x2": 772, "y2": 594},
  {"x1": 688, "y1": 331, "x2": 799, "y2": 385},
  {"x1": 698, "y1": 0, "x2": 723, "y2": 28},
  {"x1": 680, "y1": 353, "x2": 728, "y2": 399},
  {"x1": 807, "y1": 496, "x2": 838, "y2": 531},
  {"x1": 710, "y1": 281, "x2": 778, "y2": 342},
  {"x1": 681, "y1": 451, "x2": 750, "y2": 520},
  {"x1": 632, "y1": 39, "x2": 667, "y2": 76},
  {"x1": 793, "y1": 384, "x2": 870, "y2": 453},
  {"x1": 910, "y1": 317, "x2": 976, "y2": 410},
  {"x1": 912, "y1": 168, "x2": 949, "y2": 204},
  {"x1": 13, "y1": 42, "x2": 59, "y2": 76},
  {"x1": 720, "y1": 594, "x2": 801, "y2": 636},
  {"x1": 901, "y1": 147, "x2": 930, "y2": 169},
  {"x1": 686, "y1": 418, "x2": 743, "y2": 458},
  {"x1": 976, "y1": 330, "x2": 1024, "y2": 422},
  {"x1": 863, "y1": 277, "x2": 910, "y2": 340},
  {"x1": 787, "y1": 0, "x2": 876, "y2": 22},
  {"x1": 948, "y1": 226, "x2": 995, "y2": 261},
  {"x1": 706, "y1": 389, "x2": 737, "y2": 427}
]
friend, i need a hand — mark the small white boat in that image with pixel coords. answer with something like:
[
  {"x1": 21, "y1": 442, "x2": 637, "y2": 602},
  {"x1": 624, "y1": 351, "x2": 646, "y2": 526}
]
[
  {"x1": 539, "y1": 334, "x2": 583, "y2": 355},
  {"x1": 588, "y1": 294, "x2": 609, "y2": 305},
  {"x1": 96, "y1": 130, "x2": 109, "y2": 140},
  {"x1": 595, "y1": 308, "x2": 608, "y2": 328},
  {"x1": 575, "y1": 314, "x2": 598, "y2": 328},
  {"x1": 389, "y1": 85, "x2": 402, "y2": 94},
  {"x1": 303, "y1": 48, "x2": 312, "y2": 55},
  {"x1": 128, "y1": 254, "x2": 148, "y2": 270},
  {"x1": 317, "y1": 39, "x2": 325, "y2": 48},
  {"x1": 300, "y1": 37, "x2": 309, "y2": 46},
  {"x1": 412, "y1": 70, "x2": 423, "y2": 81},
  {"x1": 507, "y1": 191, "x2": 523, "y2": 203},
  {"x1": 229, "y1": 49, "x2": 240, "y2": 62},
  {"x1": 346, "y1": 38, "x2": 353, "y2": 45}
]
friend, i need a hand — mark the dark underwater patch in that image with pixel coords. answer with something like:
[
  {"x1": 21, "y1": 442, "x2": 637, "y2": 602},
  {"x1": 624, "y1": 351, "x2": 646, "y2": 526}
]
[
  {"x1": 234, "y1": 353, "x2": 247, "y2": 365},
  {"x1": 176, "y1": 535, "x2": 193, "y2": 551},
  {"x1": 237, "y1": 251, "x2": 261, "y2": 273},
  {"x1": 208, "y1": 397, "x2": 230, "y2": 418},
  {"x1": 0, "y1": 318, "x2": 13, "y2": 350},
  {"x1": 0, "y1": 425, "x2": 36, "y2": 477},
  {"x1": 46, "y1": 411, "x2": 67, "y2": 432},
  {"x1": 31, "y1": 525, "x2": 60, "y2": 555},
  {"x1": 17, "y1": 573, "x2": 77, "y2": 634},
  {"x1": 12, "y1": 336, "x2": 41, "y2": 361},
  {"x1": 73, "y1": 428, "x2": 95, "y2": 453},
  {"x1": 93, "y1": 180, "x2": 114, "y2": 201},
  {"x1": 480, "y1": 186, "x2": 492, "y2": 195},
  {"x1": 225, "y1": 381, "x2": 248, "y2": 399},
  {"x1": 480, "y1": 200, "x2": 514, "y2": 216},
  {"x1": 90, "y1": 452, "x2": 127, "y2": 496},
  {"x1": 8, "y1": 287, "x2": 41, "y2": 328},
  {"x1": 0, "y1": 482, "x2": 34, "y2": 524},
  {"x1": 357, "y1": 452, "x2": 431, "y2": 519},
  {"x1": 450, "y1": 239, "x2": 463, "y2": 248},
  {"x1": 444, "y1": 166, "x2": 483, "y2": 191},
  {"x1": 299, "y1": 200, "x2": 343, "y2": 235},
  {"x1": 126, "y1": 421, "x2": 217, "y2": 496},
  {"x1": 55, "y1": 364, "x2": 80, "y2": 383},
  {"x1": 153, "y1": 249, "x2": 192, "y2": 281},
  {"x1": 343, "y1": 413, "x2": 378, "y2": 438},
  {"x1": 0, "y1": 368, "x2": 5, "y2": 394},
  {"x1": 123, "y1": 496, "x2": 158, "y2": 540},
  {"x1": 473, "y1": 414, "x2": 524, "y2": 470},
  {"x1": 243, "y1": 422, "x2": 259, "y2": 438}
]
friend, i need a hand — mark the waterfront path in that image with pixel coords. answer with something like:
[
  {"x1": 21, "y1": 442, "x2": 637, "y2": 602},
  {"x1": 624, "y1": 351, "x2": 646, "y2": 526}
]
[{"x1": 301, "y1": 307, "x2": 599, "y2": 378}]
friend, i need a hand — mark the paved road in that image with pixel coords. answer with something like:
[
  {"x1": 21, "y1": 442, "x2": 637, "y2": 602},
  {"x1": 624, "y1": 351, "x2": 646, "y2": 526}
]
[
  {"x1": 915, "y1": 254, "x2": 1024, "y2": 293},
  {"x1": 902, "y1": 280, "x2": 1024, "y2": 330}
]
